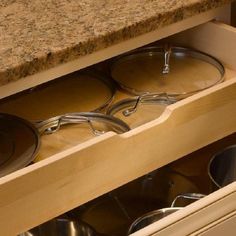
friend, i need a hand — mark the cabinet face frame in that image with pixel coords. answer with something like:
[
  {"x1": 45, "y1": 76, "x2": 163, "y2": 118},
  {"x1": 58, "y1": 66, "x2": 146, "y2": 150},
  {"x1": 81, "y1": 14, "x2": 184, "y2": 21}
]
[{"x1": 0, "y1": 5, "x2": 235, "y2": 236}]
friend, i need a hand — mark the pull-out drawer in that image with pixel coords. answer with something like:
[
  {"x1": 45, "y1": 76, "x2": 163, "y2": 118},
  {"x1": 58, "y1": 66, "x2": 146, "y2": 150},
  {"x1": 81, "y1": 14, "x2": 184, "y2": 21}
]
[{"x1": 1, "y1": 21, "x2": 236, "y2": 235}]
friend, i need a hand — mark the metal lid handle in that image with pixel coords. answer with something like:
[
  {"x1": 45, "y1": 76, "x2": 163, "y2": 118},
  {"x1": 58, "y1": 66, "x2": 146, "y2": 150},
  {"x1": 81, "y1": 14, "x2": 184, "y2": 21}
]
[
  {"x1": 171, "y1": 193, "x2": 206, "y2": 208},
  {"x1": 162, "y1": 44, "x2": 172, "y2": 74}
]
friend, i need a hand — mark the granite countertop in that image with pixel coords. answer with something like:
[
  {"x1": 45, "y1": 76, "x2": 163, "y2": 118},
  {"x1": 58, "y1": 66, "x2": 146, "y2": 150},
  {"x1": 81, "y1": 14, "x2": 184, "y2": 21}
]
[{"x1": 0, "y1": 0, "x2": 233, "y2": 85}]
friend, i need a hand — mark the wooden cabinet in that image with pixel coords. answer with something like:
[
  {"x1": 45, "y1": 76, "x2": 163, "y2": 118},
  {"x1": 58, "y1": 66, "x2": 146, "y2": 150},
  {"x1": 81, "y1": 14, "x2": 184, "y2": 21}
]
[{"x1": 0, "y1": 5, "x2": 235, "y2": 236}]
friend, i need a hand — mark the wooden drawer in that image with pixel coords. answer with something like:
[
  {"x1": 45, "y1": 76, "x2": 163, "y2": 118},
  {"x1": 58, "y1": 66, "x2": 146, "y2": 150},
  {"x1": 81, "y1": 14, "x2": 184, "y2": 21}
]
[{"x1": 1, "y1": 21, "x2": 236, "y2": 235}]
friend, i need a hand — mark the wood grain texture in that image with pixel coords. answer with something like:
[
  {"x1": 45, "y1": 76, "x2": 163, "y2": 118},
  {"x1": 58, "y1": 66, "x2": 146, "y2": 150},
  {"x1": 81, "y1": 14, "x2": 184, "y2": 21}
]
[{"x1": 192, "y1": 212, "x2": 236, "y2": 235}]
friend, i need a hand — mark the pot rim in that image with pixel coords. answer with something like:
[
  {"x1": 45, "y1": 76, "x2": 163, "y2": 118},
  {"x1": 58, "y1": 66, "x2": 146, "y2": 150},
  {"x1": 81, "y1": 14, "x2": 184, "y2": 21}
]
[
  {"x1": 128, "y1": 207, "x2": 182, "y2": 235},
  {"x1": 207, "y1": 144, "x2": 236, "y2": 189}
]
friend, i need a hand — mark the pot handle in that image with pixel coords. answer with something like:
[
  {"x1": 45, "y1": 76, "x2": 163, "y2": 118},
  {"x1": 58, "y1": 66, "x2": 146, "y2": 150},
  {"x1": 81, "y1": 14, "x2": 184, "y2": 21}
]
[{"x1": 171, "y1": 193, "x2": 206, "y2": 208}]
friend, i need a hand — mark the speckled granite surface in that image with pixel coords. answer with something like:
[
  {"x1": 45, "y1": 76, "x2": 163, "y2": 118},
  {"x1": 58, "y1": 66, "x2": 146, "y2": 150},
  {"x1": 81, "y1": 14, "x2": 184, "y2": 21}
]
[{"x1": 0, "y1": 0, "x2": 233, "y2": 85}]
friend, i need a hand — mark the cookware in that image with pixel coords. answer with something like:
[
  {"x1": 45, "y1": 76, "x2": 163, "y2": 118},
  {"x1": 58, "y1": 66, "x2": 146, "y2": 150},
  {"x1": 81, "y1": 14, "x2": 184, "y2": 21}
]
[
  {"x1": 127, "y1": 208, "x2": 181, "y2": 234},
  {"x1": 106, "y1": 94, "x2": 176, "y2": 128},
  {"x1": 0, "y1": 71, "x2": 116, "y2": 121},
  {"x1": 208, "y1": 145, "x2": 236, "y2": 189},
  {"x1": 110, "y1": 46, "x2": 225, "y2": 98},
  {"x1": 111, "y1": 168, "x2": 201, "y2": 219},
  {"x1": 0, "y1": 113, "x2": 40, "y2": 177},
  {"x1": 35, "y1": 112, "x2": 130, "y2": 135},
  {"x1": 68, "y1": 194, "x2": 132, "y2": 236},
  {"x1": 127, "y1": 193, "x2": 205, "y2": 235},
  {"x1": 19, "y1": 217, "x2": 100, "y2": 236},
  {"x1": 0, "y1": 112, "x2": 130, "y2": 177},
  {"x1": 71, "y1": 168, "x2": 201, "y2": 236}
]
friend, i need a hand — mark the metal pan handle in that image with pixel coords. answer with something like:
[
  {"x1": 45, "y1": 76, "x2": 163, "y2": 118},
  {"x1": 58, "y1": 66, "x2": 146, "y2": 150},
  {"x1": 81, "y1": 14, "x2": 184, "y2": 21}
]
[{"x1": 171, "y1": 193, "x2": 206, "y2": 208}]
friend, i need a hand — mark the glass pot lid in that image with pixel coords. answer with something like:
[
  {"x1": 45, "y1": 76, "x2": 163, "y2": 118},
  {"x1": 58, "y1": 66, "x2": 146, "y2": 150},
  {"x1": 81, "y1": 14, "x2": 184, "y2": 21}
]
[
  {"x1": 0, "y1": 111, "x2": 129, "y2": 175},
  {"x1": 110, "y1": 46, "x2": 225, "y2": 97},
  {"x1": 34, "y1": 112, "x2": 130, "y2": 162},
  {"x1": 106, "y1": 94, "x2": 176, "y2": 128},
  {"x1": 0, "y1": 70, "x2": 116, "y2": 121},
  {"x1": 0, "y1": 113, "x2": 40, "y2": 177},
  {"x1": 35, "y1": 112, "x2": 130, "y2": 136}
]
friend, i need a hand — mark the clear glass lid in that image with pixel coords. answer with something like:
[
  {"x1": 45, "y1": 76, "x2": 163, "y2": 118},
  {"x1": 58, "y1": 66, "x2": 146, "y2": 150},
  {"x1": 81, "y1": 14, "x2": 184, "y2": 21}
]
[
  {"x1": 0, "y1": 113, "x2": 39, "y2": 177},
  {"x1": 36, "y1": 112, "x2": 130, "y2": 135},
  {"x1": 34, "y1": 112, "x2": 130, "y2": 162},
  {"x1": 107, "y1": 95, "x2": 175, "y2": 128},
  {"x1": 111, "y1": 46, "x2": 225, "y2": 97},
  {"x1": 0, "y1": 71, "x2": 115, "y2": 121}
]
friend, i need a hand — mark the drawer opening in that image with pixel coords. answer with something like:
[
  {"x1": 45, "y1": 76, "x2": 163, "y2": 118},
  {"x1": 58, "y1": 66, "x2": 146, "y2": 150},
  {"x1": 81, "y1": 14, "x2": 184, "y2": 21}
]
[{"x1": 0, "y1": 22, "x2": 236, "y2": 168}]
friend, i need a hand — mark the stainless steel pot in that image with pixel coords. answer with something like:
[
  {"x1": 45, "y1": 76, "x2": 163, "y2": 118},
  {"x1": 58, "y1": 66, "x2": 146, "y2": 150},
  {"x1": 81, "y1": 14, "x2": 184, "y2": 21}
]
[
  {"x1": 19, "y1": 217, "x2": 99, "y2": 236},
  {"x1": 208, "y1": 145, "x2": 236, "y2": 189},
  {"x1": 127, "y1": 207, "x2": 181, "y2": 234},
  {"x1": 70, "y1": 169, "x2": 203, "y2": 236},
  {"x1": 127, "y1": 193, "x2": 205, "y2": 235}
]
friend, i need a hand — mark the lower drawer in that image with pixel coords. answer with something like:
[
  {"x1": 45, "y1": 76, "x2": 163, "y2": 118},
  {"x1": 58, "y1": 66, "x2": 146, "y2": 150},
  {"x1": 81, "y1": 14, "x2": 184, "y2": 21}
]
[{"x1": 1, "y1": 21, "x2": 236, "y2": 235}]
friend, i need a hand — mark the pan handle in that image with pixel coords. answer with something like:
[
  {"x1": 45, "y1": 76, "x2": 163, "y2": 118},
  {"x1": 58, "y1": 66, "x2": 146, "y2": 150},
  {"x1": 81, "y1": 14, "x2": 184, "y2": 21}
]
[
  {"x1": 35, "y1": 114, "x2": 105, "y2": 136},
  {"x1": 171, "y1": 193, "x2": 206, "y2": 208}
]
